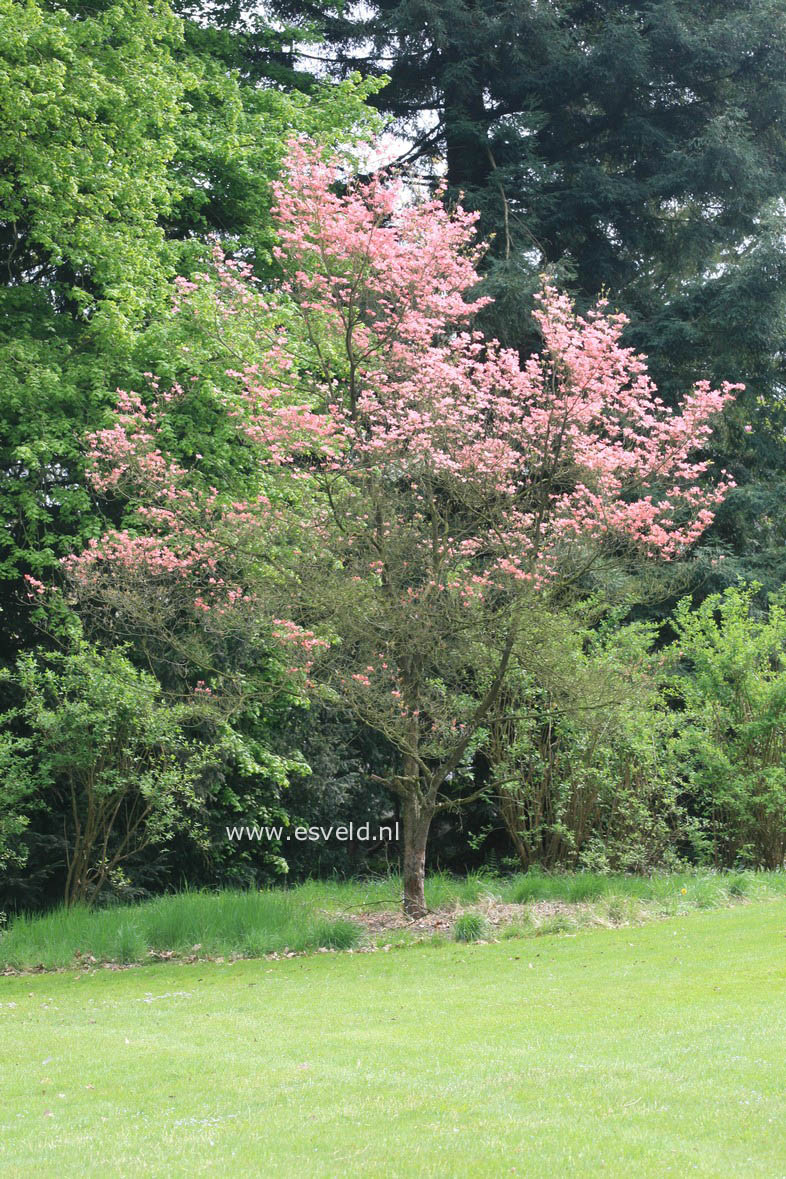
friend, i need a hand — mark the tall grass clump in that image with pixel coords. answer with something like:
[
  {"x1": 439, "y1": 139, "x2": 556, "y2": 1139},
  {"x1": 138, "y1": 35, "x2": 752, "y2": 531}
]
[
  {"x1": 452, "y1": 913, "x2": 490, "y2": 942},
  {"x1": 509, "y1": 871, "x2": 610, "y2": 905}
]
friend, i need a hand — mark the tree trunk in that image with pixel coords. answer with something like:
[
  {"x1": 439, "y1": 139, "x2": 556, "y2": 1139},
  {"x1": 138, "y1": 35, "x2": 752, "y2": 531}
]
[
  {"x1": 443, "y1": 75, "x2": 492, "y2": 199},
  {"x1": 401, "y1": 795, "x2": 433, "y2": 918},
  {"x1": 498, "y1": 790, "x2": 532, "y2": 871}
]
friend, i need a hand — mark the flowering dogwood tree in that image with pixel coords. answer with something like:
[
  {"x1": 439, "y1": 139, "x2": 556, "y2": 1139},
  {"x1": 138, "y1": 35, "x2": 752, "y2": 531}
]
[{"x1": 66, "y1": 140, "x2": 739, "y2": 915}]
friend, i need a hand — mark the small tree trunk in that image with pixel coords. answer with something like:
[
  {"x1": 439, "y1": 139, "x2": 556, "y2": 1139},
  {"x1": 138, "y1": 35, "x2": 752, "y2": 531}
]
[
  {"x1": 64, "y1": 839, "x2": 90, "y2": 908},
  {"x1": 401, "y1": 795, "x2": 433, "y2": 918},
  {"x1": 498, "y1": 791, "x2": 531, "y2": 871}
]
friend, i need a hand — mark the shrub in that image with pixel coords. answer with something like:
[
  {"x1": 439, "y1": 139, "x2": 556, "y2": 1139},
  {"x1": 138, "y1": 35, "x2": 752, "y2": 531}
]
[
  {"x1": 670, "y1": 585, "x2": 786, "y2": 869},
  {"x1": 0, "y1": 640, "x2": 202, "y2": 907},
  {"x1": 490, "y1": 618, "x2": 690, "y2": 872}
]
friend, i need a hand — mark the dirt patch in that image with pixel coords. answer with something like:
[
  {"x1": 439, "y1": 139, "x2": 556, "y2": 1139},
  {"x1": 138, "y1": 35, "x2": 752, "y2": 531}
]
[{"x1": 338, "y1": 897, "x2": 596, "y2": 939}]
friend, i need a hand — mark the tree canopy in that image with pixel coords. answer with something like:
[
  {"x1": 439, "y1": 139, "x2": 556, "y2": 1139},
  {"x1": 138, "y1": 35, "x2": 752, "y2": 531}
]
[{"x1": 268, "y1": 0, "x2": 786, "y2": 587}]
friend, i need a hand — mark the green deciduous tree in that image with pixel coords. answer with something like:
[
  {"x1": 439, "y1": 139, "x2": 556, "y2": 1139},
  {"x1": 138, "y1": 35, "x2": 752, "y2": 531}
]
[
  {"x1": 0, "y1": 0, "x2": 377, "y2": 667},
  {"x1": 488, "y1": 614, "x2": 689, "y2": 873},
  {"x1": 0, "y1": 640, "x2": 203, "y2": 907},
  {"x1": 0, "y1": 0, "x2": 185, "y2": 660},
  {"x1": 669, "y1": 584, "x2": 786, "y2": 870},
  {"x1": 0, "y1": 1, "x2": 379, "y2": 906}
]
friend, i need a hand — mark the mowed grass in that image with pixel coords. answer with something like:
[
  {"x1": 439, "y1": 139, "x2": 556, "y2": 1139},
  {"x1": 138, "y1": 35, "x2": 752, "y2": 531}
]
[
  {"x1": 1, "y1": 902, "x2": 786, "y2": 1177},
  {"x1": 3, "y1": 870, "x2": 786, "y2": 969}
]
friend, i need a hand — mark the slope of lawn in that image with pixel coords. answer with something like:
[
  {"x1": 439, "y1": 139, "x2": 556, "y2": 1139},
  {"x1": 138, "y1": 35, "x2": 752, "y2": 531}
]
[
  {"x1": 4, "y1": 870, "x2": 786, "y2": 970},
  {"x1": 1, "y1": 902, "x2": 785, "y2": 1177}
]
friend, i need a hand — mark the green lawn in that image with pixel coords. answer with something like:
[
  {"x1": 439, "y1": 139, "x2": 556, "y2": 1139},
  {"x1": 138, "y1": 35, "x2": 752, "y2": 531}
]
[{"x1": 2, "y1": 902, "x2": 786, "y2": 1176}]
